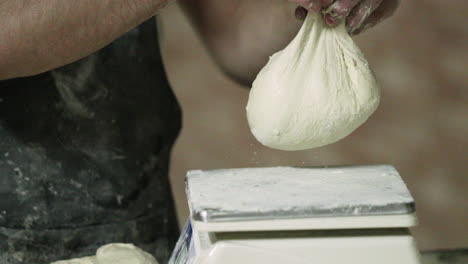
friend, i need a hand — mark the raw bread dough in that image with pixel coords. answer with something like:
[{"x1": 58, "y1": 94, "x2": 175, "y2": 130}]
[
  {"x1": 246, "y1": 13, "x2": 380, "y2": 151},
  {"x1": 96, "y1": 244, "x2": 158, "y2": 264},
  {"x1": 51, "y1": 244, "x2": 158, "y2": 264},
  {"x1": 52, "y1": 257, "x2": 97, "y2": 264}
]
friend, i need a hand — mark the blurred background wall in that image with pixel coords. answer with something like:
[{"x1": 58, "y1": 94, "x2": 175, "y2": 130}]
[{"x1": 159, "y1": 0, "x2": 467, "y2": 251}]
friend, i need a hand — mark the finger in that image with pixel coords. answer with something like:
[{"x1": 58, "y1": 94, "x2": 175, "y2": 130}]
[
  {"x1": 289, "y1": 0, "x2": 322, "y2": 13},
  {"x1": 295, "y1": 6, "x2": 308, "y2": 20},
  {"x1": 346, "y1": 0, "x2": 383, "y2": 34},
  {"x1": 323, "y1": 0, "x2": 361, "y2": 27},
  {"x1": 352, "y1": 0, "x2": 400, "y2": 34}
]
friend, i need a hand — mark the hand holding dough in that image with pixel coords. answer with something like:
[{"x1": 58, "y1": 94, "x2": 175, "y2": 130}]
[{"x1": 246, "y1": 13, "x2": 380, "y2": 151}]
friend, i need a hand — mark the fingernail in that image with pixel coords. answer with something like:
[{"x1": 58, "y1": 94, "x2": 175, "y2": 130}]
[{"x1": 352, "y1": 22, "x2": 373, "y2": 35}]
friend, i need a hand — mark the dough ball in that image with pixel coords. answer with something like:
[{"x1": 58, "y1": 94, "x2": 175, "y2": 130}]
[{"x1": 246, "y1": 14, "x2": 380, "y2": 151}]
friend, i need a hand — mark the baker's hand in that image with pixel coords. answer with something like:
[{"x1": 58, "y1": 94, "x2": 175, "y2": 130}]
[{"x1": 290, "y1": 0, "x2": 400, "y2": 35}]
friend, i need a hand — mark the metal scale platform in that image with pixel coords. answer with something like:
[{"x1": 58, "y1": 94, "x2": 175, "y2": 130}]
[{"x1": 169, "y1": 165, "x2": 422, "y2": 264}]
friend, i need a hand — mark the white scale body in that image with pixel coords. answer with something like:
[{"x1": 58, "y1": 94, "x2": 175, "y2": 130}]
[{"x1": 169, "y1": 165, "x2": 422, "y2": 264}]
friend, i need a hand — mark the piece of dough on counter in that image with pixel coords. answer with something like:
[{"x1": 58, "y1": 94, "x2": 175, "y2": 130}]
[
  {"x1": 96, "y1": 243, "x2": 158, "y2": 264},
  {"x1": 51, "y1": 243, "x2": 158, "y2": 264},
  {"x1": 52, "y1": 256, "x2": 97, "y2": 264},
  {"x1": 246, "y1": 13, "x2": 380, "y2": 151}
]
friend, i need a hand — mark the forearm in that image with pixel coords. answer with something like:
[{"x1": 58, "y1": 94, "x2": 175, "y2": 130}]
[
  {"x1": 0, "y1": 0, "x2": 167, "y2": 80},
  {"x1": 180, "y1": 1, "x2": 302, "y2": 86}
]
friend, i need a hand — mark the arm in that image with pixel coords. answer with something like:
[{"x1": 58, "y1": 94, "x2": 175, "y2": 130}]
[
  {"x1": 0, "y1": 0, "x2": 168, "y2": 80},
  {"x1": 180, "y1": 0, "x2": 399, "y2": 86},
  {"x1": 179, "y1": 1, "x2": 303, "y2": 86}
]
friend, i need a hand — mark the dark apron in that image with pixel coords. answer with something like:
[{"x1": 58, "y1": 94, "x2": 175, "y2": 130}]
[{"x1": 0, "y1": 18, "x2": 181, "y2": 264}]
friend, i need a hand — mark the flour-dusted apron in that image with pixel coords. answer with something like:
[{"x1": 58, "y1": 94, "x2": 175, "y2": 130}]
[{"x1": 0, "y1": 18, "x2": 181, "y2": 264}]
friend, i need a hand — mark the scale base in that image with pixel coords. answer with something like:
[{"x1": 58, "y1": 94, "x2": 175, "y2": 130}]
[{"x1": 197, "y1": 228, "x2": 420, "y2": 264}]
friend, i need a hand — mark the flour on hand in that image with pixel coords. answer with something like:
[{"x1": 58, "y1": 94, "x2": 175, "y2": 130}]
[{"x1": 246, "y1": 13, "x2": 380, "y2": 151}]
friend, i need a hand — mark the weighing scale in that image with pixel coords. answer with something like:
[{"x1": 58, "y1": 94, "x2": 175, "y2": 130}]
[{"x1": 169, "y1": 165, "x2": 421, "y2": 264}]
